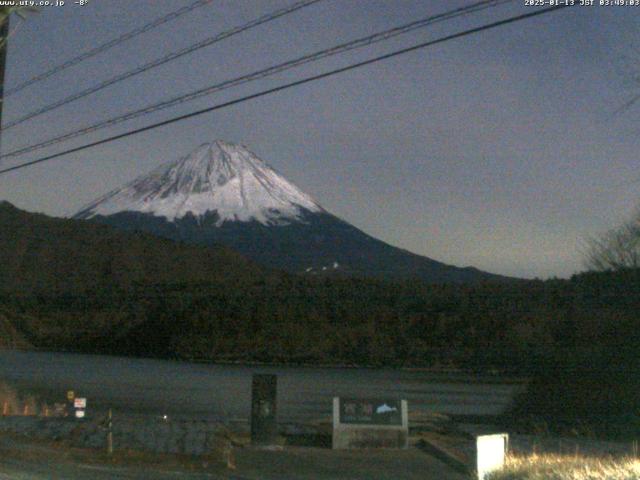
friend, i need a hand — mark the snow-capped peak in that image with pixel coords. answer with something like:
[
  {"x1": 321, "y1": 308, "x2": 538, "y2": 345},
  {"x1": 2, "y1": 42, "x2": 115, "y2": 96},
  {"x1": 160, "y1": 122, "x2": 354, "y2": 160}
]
[{"x1": 74, "y1": 140, "x2": 323, "y2": 225}]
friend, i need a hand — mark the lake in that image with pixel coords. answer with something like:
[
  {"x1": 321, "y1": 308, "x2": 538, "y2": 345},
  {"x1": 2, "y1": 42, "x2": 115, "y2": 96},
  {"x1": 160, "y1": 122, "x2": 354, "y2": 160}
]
[{"x1": 0, "y1": 350, "x2": 524, "y2": 422}]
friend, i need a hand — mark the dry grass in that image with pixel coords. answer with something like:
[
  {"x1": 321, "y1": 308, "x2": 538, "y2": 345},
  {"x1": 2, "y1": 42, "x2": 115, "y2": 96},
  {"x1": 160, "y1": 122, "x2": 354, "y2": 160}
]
[
  {"x1": 487, "y1": 453, "x2": 640, "y2": 480},
  {"x1": 0, "y1": 381, "x2": 44, "y2": 416}
]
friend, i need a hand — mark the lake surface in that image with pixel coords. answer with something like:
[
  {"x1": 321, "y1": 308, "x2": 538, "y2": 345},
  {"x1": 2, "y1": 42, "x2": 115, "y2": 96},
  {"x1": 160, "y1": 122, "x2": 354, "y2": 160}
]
[{"x1": 0, "y1": 350, "x2": 524, "y2": 422}]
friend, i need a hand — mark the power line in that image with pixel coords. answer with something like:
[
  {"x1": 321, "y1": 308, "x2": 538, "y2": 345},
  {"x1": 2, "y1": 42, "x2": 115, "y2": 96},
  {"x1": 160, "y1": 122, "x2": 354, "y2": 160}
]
[
  {"x1": 0, "y1": 5, "x2": 572, "y2": 177},
  {"x1": 1, "y1": 0, "x2": 324, "y2": 130},
  {"x1": 2, "y1": 0, "x2": 511, "y2": 160},
  {"x1": 4, "y1": 0, "x2": 214, "y2": 98}
]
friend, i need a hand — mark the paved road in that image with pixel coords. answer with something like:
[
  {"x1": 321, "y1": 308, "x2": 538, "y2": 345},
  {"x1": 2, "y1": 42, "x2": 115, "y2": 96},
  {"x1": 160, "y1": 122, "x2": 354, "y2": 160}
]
[
  {"x1": 0, "y1": 458, "x2": 229, "y2": 480},
  {"x1": 233, "y1": 447, "x2": 469, "y2": 480},
  {"x1": 0, "y1": 436, "x2": 467, "y2": 480},
  {"x1": 0, "y1": 436, "x2": 230, "y2": 479}
]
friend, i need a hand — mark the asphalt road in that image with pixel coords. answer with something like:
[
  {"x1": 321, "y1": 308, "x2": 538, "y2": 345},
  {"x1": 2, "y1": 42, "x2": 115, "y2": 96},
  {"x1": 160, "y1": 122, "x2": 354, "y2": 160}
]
[
  {"x1": 0, "y1": 435, "x2": 468, "y2": 480},
  {"x1": 0, "y1": 435, "x2": 232, "y2": 480},
  {"x1": 0, "y1": 459, "x2": 227, "y2": 480}
]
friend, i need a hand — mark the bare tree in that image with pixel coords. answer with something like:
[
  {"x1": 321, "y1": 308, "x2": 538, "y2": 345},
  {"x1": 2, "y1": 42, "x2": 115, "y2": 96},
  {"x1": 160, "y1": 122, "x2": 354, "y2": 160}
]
[
  {"x1": 0, "y1": 7, "x2": 37, "y2": 48},
  {"x1": 0, "y1": 6, "x2": 38, "y2": 22},
  {"x1": 585, "y1": 207, "x2": 640, "y2": 271}
]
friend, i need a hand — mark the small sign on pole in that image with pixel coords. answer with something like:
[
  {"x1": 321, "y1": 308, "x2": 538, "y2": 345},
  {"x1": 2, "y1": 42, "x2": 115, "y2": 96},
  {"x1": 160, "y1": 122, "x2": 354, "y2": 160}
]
[
  {"x1": 476, "y1": 433, "x2": 509, "y2": 480},
  {"x1": 72, "y1": 397, "x2": 87, "y2": 420}
]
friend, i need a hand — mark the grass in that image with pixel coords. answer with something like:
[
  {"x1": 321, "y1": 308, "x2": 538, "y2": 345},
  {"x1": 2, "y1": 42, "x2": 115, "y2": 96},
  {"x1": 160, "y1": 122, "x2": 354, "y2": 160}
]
[
  {"x1": 487, "y1": 453, "x2": 640, "y2": 480},
  {"x1": 0, "y1": 381, "x2": 42, "y2": 416}
]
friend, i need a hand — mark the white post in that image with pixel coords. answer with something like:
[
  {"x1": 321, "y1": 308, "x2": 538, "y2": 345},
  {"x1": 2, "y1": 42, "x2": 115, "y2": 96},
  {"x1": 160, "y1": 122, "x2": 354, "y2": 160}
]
[{"x1": 476, "y1": 433, "x2": 508, "y2": 480}]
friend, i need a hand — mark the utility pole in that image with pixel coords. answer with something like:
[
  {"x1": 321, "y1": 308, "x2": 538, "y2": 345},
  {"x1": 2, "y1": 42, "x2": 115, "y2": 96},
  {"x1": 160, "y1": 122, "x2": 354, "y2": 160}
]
[{"x1": 0, "y1": 14, "x2": 9, "y2": 156}]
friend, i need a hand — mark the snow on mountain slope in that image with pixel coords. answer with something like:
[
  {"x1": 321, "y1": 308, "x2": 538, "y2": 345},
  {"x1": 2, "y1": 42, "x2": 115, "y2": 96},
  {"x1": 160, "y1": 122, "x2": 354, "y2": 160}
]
[
  {"x1": 73, "y1": 140, "x2": 510, "y2": 283},
  {"x1": 75, "y1": 140, "x2": 323, "y2": 226}
]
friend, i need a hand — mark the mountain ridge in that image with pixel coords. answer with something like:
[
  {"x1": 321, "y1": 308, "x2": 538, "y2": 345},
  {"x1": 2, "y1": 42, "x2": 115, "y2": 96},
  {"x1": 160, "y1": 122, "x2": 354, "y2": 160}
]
[{"x1": 74, "y1": 141, "x2": 510, "y2": 283}]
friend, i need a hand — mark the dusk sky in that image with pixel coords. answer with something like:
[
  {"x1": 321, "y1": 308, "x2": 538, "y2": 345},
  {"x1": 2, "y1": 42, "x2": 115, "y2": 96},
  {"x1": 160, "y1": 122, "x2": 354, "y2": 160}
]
[{"x1": 0, "y1": 0, "x2": 638, "y2": 279}]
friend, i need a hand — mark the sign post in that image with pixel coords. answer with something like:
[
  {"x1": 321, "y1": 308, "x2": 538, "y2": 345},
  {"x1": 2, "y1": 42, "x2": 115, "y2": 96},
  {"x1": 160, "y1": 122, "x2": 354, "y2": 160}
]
[
  {"x1": 107, "y1": 408, "x2": 113, "y2": 455},
  {"x1": 250, "y1": 374, "x2": 277, "y2": 446},
  {"x1": 332, "y1": 397, "x2": 408, "y2": 449},
  {"x1": 66, "y1": 390, "x2": 74, "y2": 417},
  {"x1": 476, "y1": 433, "x2": 509, "y2": 480}
]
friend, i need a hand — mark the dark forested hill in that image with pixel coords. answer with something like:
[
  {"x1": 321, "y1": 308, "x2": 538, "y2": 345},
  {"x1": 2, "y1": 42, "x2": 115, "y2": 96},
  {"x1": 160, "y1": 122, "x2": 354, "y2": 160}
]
[
  {"x1": 0, "y1": 201, "x2": 638, "y2": 368},
  {"x1": 0, "y1": 201, "x2": 263, "y2": 296},
  {"x1": 1, "y1": 200, "x2": 638, "y2": 371}
]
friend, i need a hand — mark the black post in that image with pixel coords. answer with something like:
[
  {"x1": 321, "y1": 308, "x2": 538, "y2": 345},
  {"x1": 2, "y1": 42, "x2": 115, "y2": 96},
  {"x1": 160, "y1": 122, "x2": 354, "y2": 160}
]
[
  {"x1": 250, "y1": 374, "x2": 277, "y2": 445},
  {"x1": 65, "y1": 390, "x2": 75, "y2": 417},
  {"x1": 106, "y1": 408, "x2": 113, "y2": 455}
]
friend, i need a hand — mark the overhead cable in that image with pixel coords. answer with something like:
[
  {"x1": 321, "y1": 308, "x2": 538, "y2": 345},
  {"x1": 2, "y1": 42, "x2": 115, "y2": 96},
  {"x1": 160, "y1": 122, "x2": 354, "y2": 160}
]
[
  {"x1": 1, "y1": 0, "x2": 324, "y2": 129},
  {"x1": 4, "y1": 0, "x2": 215, "y2": 98},
  {"x1": 2, "y1": 0, "x2": 511, "y2": 159},
  {"x1": 0, "y1": 4, "x2": 572, "y2": 176}
]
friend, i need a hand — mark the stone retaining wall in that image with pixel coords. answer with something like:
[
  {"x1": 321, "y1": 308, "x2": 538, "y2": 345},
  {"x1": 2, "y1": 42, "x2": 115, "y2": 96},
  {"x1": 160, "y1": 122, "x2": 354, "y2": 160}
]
[
  {"x1": 0, "y1": 415, "x2": 331, "y2": 456},
  {"x1": 0, "y1": 415, "x2": 232, "y2": 456}
]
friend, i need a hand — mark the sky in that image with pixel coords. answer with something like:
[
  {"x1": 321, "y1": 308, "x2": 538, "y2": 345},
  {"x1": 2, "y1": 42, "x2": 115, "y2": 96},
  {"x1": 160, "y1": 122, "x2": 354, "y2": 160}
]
[{"x1": 0, "y1": 0, "x2": 638, "y2": 279}]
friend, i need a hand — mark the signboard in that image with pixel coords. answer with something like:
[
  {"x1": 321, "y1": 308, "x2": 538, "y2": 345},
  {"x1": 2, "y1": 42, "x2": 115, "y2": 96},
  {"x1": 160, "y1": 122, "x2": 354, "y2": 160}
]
[
  {"x1": 332, "y1": 397, "x2": 408, "y2": 449},
  {"x1": 339, "y1": 398, "x2": 402, "y2": 426},
  {"x1": 476, "y1": 433, "x2": 508, "y2": 480},
  {"x1": 74, "y1": 398, "x2": 87, "y2": 409},
  {"x1": 75, "y1": 410, "x2": 85, "y2": 419},
  {"x1": 66, "y1": 390, "x2": 75, "y2": 401}
]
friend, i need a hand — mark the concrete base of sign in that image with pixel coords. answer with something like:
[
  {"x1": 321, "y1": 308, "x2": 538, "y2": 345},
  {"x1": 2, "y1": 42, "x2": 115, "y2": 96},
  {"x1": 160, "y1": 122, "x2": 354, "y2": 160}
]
[
  {"x1": 332, "y1": 427, "x2": 408, "y2": 449},
  {"x1": 332, "y1": 398, "x2": 408, "y2": 450}
]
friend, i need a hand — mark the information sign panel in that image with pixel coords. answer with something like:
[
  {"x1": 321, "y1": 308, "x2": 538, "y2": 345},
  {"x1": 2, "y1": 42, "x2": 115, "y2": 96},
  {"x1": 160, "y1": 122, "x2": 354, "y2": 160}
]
[
  {"x1": 339, "y1": 398, "x2": 402, "y2": 426},
  {"x1": 332, "y1": 397, "x2": 408, "y2": 449}
]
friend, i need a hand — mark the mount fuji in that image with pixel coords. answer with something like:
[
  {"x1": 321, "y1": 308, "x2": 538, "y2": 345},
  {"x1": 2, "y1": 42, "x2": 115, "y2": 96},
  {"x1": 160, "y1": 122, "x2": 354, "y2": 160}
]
[{"x1": 74, "y1": 140, "x2": 504, "y2": 283}]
